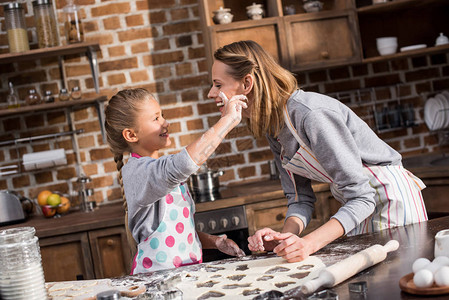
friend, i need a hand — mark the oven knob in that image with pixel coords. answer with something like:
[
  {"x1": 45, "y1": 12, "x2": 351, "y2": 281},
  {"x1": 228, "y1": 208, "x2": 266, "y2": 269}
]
[
  {"x1": 208, "y1": 220, "x2": 217, "y2": 230},
  {"x1": 196, "y1": 222, "x2": 205, "y2": 232},
  {"x1": 220, "y1": 218, "x2": 228, "y2": 229},
  {"x1": 231, "y1": 216, "x2": 240, "y2": 226}
]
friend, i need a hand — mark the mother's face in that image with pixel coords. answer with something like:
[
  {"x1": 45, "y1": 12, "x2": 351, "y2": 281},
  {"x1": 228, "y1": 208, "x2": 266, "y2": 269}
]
[{"x1": 208, "y1": 60, "x2": 252, "y2": 118}]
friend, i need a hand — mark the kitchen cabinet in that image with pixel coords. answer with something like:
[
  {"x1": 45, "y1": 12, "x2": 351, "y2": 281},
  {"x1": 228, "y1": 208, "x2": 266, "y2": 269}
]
[
  {"x1": 39, "y1": 225, "x2": 131, "y2": 282},
  {"x1": 199, "y1": 0, "x2": 449, "y2": 72}
]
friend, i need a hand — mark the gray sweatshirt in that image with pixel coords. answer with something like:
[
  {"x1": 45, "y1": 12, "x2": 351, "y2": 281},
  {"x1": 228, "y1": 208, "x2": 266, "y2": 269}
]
[
  {"x1": 121, "y1": 149, "x2": 199, "y2": 243},
  {"x1": 267, "y1": 89, "x2": 402, "y2": 234}
]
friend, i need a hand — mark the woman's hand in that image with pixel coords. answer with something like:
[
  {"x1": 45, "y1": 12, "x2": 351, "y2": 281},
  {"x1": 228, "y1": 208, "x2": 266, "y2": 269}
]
[
  {"x1": 247, "y1": 228, "x2": 281, "y2": 252},
  {"x1": 269, "y1": 232, "x2": 314, "y2": 262},
  {"x1": 215, "y1": 234, "x2": 246, "y2": 257}
]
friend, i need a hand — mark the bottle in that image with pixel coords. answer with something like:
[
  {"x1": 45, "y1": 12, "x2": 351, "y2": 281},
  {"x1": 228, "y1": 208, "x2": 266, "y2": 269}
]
[
  {"x1": 7, "y1": 82, "x2": 20, "y2": 109},
  {"x1": 63, "y1": 0, "x2": 84, "y2": 44},
  {"x1": 43, "y1": 90, "x2": 55, "y2": 103},
  {"x1": 70, "y1": 86, "x2": 82, "y2": 100},
  {"x1": 26, "y1": 89, "x2": 42, "y2": 105},
  {"x1": 32, "y1": 0, "x2": 59, "y2": 48},
  {"x1": 59, "y1": 88, "x2": 70, "y2": 101},
  {"x1": 3, "y1": 2, "x2": 30, "y2": 53}
]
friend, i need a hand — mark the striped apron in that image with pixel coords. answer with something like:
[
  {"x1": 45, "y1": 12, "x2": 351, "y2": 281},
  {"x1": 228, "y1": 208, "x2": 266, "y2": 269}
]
[{"x1": 281, "y1": 109, "x2": 428, "y2": 236}]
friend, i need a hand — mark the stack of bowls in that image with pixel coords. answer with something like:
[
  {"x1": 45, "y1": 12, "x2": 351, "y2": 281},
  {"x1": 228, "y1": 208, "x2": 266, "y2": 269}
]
[
  {"x1": 0, "y1": 227, "x2": 48, "y2": 300},
  {"x1": 376, "y1": 37, "x2": 398, "y2": 56}
]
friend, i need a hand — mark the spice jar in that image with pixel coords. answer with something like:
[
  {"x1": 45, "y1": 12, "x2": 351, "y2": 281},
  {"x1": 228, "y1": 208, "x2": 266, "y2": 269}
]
[
  {"x1": 7, "y1": 82, "x2": 20, "y2": 109},
  {"x1": 3, "y1": 2, "x2": 30, "y2": 53},
  {"x1": 43, "y1": 90, "x2": 55, "y2": 103},
  {"x1": 63, "y1": 0, "x2": 84, "y2": 44},
  {"x1": 32, "y1": 0, "x2": 59, "y2": 48},
  {"x1": 71, "y1": 86, "x2": 82, "y2": 100},
  {"x1": 59, "y1": 88, "x2": 70, "y2": 101},
  {"x1": 26, "y1": 89, "x2": 42, "y2": 105}
]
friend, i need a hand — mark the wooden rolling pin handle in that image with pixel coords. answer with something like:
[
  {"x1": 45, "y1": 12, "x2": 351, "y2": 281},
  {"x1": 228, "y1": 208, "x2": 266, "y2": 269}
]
[{"x1": 301, "y1": 240, "x2": 399, "y2": 295}]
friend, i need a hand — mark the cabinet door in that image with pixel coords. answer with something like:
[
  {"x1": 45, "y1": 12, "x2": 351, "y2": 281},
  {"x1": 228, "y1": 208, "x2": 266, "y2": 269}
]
[
  {"x1": 209, "y1": 18, "x2": 289, "y2": 68},
  {"x1": 88, "y1": 226, "x2": 132, "y2": 279},
  {"x1": 39, "y1": 232, "x2": 95, "y2": 282},
  {"x1": 284, "y1": 10, "x2": 361, "y2": 71},
  {"x1": 246, "y1": 198, "x2": 288, "y2": 236}
]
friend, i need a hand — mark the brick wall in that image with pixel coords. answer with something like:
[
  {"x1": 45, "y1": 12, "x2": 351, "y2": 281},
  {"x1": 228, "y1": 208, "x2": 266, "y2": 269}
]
[{"x1": 0, "y1": 0, "x2": 448, "y2": 207}]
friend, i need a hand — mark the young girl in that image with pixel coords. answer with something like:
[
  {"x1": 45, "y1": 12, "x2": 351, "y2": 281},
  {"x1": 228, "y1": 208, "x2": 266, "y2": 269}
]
[
  {"x1": 208, "y1": 40, "x2": 427, "y2": 262},
  {"x1": 104, "y1": 88, "x2": 247, "y2": 274}
]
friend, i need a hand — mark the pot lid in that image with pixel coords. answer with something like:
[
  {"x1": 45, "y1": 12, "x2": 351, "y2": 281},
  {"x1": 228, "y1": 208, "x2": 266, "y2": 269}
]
[
  {"x1": 213, "y1": 6, "x2": 231, "y2": 13},
  {"x1": 246, "y1": 2, "x2": 263, "y2": 9}
]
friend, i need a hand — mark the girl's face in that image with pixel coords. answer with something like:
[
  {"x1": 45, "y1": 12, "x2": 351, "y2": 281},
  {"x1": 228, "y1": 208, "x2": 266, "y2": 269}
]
[
  {"x1": 130, "y1": 98, "x2": 171, "y2": 158},
  {"x1": 208, "y1": 60, "x2": 251, "y2": 118}
]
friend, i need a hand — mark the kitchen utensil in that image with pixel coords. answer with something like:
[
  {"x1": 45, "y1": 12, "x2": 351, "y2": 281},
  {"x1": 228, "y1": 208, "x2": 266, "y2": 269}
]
[
  {"x1": 77, "y1": 176, "x2": 95, "y2": 212},
  {"x1": 188, "y1": 168, "x2": 224, "y2": 202},
  {"x1": 434, "y1": 229, "x2": 449, "y2": 258},
  {"x1": 0, "y1": 190, "x2": 26, "y2": 226},
  {"x1": 212, "y1": 7, "x2": 233, "y2": 24},
  {"x1": 301, "y1": 240, "x2": 399, "y2": 294},
  {"x1": 246, "y1": 2, "x2": 264, "y2": 20},
  {"x1": 376, "y1": 37, "x2": 397, "y2": 55}
]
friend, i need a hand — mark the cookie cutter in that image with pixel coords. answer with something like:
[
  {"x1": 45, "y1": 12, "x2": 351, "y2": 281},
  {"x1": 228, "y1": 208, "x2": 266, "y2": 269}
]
[{"x1": 307, "y1": 289, "x2": 338, "y2": 300}]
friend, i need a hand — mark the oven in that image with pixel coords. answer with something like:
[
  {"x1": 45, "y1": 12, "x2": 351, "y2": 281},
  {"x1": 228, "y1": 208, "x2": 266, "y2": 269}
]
[{"x1": 194, "y1": 205, "x2": 251, "y2": 262}]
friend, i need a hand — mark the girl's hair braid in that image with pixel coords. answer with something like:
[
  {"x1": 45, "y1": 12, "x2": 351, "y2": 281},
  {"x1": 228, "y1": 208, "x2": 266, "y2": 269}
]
[{"x1": 105, "y1": 88, "x2": 153, "y2": 253}]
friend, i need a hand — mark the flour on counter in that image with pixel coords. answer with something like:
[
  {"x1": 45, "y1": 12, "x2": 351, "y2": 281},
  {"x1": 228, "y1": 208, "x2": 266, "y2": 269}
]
[{"x1": 175, "y1": 256, "x2": 325, "y2": 299}]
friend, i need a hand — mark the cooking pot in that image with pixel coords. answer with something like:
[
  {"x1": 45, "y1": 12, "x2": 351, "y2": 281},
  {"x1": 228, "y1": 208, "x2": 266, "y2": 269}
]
[
  {"x1": 0, "y1": 190, "x2": 32, "y2": 226},
  {"x1": 188, "y1": 169, "x2": 224, "y2": 203}
]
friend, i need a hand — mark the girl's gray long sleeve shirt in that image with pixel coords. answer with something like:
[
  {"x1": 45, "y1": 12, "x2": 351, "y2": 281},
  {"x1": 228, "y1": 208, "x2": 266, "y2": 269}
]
[
  {"x1": 121, "y1": 149, "x2": 199, "y2": 243},
  {"x1": 267, "y1": 89, "x2": 402, "y2": 234}
]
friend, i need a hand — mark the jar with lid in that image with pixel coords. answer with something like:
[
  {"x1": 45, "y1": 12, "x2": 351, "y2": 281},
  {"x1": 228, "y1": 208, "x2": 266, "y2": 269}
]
[
  {"x1": 26, "y1": 89, "x2": 42, "y2": 105},
  {"x1": 43, "y1": 90, "x2": 55, "y2": 103},
  {"x1": 59, "y1": 88, "x2": 70, "y2": 101},
  {"x1": 71, "y1": 86, "x2": 82, "y2": 100},
  {"x1": 63, "y1": 0, "x2": 84, "y2": 44},
  {"x1": 32, "y1": 0, "x2": 59, "y2": 48},
  {"x1": 3, "y1": 2, "x2": 30, "y2": 53},
  {"x1": 7, "y1": 82, "x2": 20, "y2": 109}
]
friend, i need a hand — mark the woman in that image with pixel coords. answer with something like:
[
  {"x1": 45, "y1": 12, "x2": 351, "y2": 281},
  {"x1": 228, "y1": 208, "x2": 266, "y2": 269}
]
[{"x1": 208, "y1": 40, "x2": 427, "y2": 262}]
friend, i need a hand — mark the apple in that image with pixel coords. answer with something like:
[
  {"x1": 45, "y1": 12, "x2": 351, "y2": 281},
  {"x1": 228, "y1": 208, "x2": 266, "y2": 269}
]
[{"x1": 41, "y1": 205, "x2": 56, "y2": 218}]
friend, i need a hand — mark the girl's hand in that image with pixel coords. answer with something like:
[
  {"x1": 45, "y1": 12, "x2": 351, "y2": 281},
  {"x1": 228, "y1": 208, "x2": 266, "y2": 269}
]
[
  {"x1": 247, "y1": 228, "x2": 281, "y2": 252},
  {"x1": 215, "y1": 234, "x2": 246, "y2": 257},
  {"x1": 220, "y1": 92, "x2": 247, "y2": 126},
  {"x1": 270, "y1": 232, "x2": 313, "y2": 262}
]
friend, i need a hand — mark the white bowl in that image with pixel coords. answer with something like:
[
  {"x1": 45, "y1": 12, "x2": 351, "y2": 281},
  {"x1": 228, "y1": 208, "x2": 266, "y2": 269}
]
[
  {"x1": 376, "y1": 37, "x2": 398, "y2": 47},
  {"x1": 377, "y1": 44, "x2": 397, "y2": 55}
]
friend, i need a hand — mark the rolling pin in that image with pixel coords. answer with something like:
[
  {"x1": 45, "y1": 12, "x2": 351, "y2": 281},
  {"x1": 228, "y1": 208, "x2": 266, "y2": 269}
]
[{"x1": 301, "y1": 240, "x2": 399, "y2": 294}]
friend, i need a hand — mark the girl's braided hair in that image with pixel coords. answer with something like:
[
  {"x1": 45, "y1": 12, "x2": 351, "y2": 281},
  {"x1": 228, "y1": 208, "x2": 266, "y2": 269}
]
[{"x1": 104, "y1": 88, "x2": 153, "y2": 253}]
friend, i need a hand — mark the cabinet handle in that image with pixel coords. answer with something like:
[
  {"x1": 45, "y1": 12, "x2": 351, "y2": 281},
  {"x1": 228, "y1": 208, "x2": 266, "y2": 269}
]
[
  {"x1": 276, "y1": 213, "x2": 285, "y2": 221},
  {"x1": 106, "y1": 239, "x2": 115, "y2": 246},
  {"x1": 321, "y1": 51, "x2": 330, "y2": 59}
]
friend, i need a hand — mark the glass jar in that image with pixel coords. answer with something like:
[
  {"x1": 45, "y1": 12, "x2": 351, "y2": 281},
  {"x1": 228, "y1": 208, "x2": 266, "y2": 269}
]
[
  {"x1": 32, "y1": 0, "x2": 59, "y2": 48},
  {"x1": 26, "y1": 89, "x2": 42, "y2": 105},
  {"x1": 63, "y1": 1, "x2": 84, "y2": 44},
  {"x1": 71, "y1": 86, "x2": 82, "y2": 100},
  {"x1": 3, "y1": 2, "x2": 30, "y2": 53},
  {"x1": 43, "y1": 90, "x2": 55, "y2": 103},
  {"x1": 7, "y1": 82, "x2": 20, "y2": 109},
  {"x1": 0, "y1": 227, "x2": 48, "y2": 300},
  {"x1": 59, "y1": 88, "x2": 70, "y2": 101}
]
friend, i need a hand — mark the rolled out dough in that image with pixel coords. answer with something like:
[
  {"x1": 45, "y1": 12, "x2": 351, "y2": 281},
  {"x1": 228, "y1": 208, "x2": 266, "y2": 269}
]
[{"x1": 176, "y1": 256, "x2": 325, "y2": 299}]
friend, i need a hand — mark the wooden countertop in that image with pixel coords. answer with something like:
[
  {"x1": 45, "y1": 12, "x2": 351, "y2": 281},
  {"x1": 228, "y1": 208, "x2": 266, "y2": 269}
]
[{"x1": 110, "y1": 216, "x2": 449, "y2": 299}]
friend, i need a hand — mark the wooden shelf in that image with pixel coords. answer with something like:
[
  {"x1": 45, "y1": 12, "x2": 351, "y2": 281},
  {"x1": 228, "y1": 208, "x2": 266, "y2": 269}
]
[
  {"x1": 357, "y1": 0, "x2": 444, "y2": 14},
  {"x1": 0, "y1": 96, "x2": 107, "y2": 118},
  {"x1": 362, "y1": 44, "x2": 449, "y2": 64},
  {"x1": 0, "y1": 42, "x2": 100, "y2": 65}
]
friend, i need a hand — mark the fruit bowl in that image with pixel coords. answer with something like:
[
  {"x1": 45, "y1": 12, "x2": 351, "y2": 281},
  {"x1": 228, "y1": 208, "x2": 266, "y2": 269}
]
[{"x1": 37, "y1": 191, "x2": 72, "y2": 218}]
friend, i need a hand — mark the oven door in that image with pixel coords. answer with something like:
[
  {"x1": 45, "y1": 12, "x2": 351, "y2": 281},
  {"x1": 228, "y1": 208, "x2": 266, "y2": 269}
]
[{"x1": 194, "y1": 206, "x2": 250, "y2": 262}]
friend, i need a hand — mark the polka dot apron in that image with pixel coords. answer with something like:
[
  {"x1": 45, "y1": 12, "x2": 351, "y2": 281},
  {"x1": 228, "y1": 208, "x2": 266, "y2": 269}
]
[
  {"x1": 131, "y1": 182, "x2": 202, "y2": 274},
  {"x1": 281, "y1": 108, "x2": 427, "y2": 236}
]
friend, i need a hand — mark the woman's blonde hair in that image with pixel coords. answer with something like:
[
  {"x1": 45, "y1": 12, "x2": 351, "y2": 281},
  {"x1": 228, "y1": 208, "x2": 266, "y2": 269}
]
[
  {"x1": 104, "y1": 88, "x2": 154, "y2": 253},
  {"x1": 214, "y1": 40, "x2": 297, "y2": 138}
]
